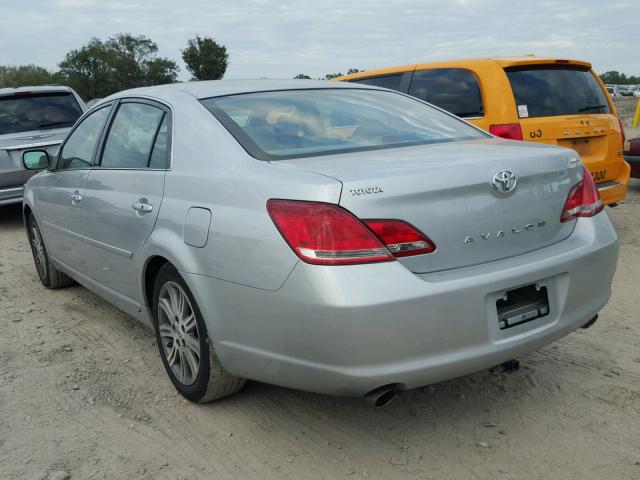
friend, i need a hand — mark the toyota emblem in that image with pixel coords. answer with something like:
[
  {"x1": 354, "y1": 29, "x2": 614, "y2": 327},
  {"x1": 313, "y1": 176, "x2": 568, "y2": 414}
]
[{"x1": 492, "y1": 170, "x2": 517, "y2": 194}]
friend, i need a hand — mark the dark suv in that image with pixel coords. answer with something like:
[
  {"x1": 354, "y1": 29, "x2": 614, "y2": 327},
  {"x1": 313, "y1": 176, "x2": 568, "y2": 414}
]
[{"x1": 0, "y1": 86, "x2": 85, "y2": 206}]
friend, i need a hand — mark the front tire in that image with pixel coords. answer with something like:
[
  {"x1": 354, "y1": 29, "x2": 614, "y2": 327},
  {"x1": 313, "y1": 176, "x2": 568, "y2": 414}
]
[
  {"x1": 152, "y1": 264, "x2": 245, "y2": 402},
  {"x1": 27, "y1": 214, "x2": 74, "y2": 289}
]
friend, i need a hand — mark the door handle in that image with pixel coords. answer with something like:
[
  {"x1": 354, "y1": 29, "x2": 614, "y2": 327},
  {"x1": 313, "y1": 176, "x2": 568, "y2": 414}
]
[
  {"x1": 71, "y1": 192, "x2": 83, "y2": 203},
  {"x1": 132, "y1": 199, "x2": 153, "y2": 214}
]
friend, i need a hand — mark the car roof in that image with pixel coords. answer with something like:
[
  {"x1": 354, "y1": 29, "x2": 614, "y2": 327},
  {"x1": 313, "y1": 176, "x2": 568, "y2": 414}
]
[
  {"x1": 0, "y1": 85, "x2": 75, "y2": 98},
  {"x1": 105, "y1": 79, "x2": 380, "y2": 103},
  {"x1": 335, "y1": 56, "x2": 592, "y2": 81}
]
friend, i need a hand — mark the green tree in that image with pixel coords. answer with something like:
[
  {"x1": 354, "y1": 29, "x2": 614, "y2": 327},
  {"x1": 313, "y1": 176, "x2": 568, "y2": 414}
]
[
  {"x1": 600, "y1": 71, "x2": 640, "y2": 85},
  {"x1": 181, "y1": 36, "x2": 228, "y2": 81},
  {"x1": 324, "y1": 69, "x2": 362, "y2": 80},
  {"x1": 0, "y1": 65, "x2": 58, "y2": 88},
  {"x1": 58, "y1": 33, "x2": 179, "y2": 99},
  {"x1": 293, "y1": 73, "x2": 311, "y2": 79}
]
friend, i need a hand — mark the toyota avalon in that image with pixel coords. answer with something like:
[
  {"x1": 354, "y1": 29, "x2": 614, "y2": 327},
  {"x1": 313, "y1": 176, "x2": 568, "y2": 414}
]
[{"x1": 21, "y1": 80, "x2": 618, "y2": 405}]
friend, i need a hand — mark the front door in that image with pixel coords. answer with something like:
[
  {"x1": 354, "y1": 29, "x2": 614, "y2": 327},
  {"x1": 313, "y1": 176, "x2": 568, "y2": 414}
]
[
  {"x1": 35, "y1": 105, "x2": 112, "y2": 270},
  {"x1": 80, "y1": 100, "x2": 170, "y2": 309}
]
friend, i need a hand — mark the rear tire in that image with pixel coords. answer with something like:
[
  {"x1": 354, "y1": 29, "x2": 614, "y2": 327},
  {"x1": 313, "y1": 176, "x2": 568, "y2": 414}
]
[
  {"x1": 27, "y1": 214, "x2": 74, "y2": 289},
  {"x1": 152, "y1": 264, "x2": 245, "y2": 402}
]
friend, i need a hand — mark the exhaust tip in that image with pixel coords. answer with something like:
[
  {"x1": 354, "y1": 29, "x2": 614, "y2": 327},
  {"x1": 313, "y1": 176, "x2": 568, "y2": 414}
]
[{"x1": 364, "y1": 385, "x2": 398, "y2": 407}]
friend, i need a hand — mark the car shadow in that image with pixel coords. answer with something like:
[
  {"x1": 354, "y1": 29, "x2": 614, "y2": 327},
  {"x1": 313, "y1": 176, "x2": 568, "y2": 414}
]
[
  {"x1": 0, "y1": 204, "x2": 23, "y2": 229},
  {"x1": 199, "y1": 343, "x2": 578, "y2": 438}
]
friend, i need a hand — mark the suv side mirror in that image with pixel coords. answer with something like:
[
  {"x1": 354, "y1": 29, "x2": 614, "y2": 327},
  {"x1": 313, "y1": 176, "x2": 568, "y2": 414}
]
[{"x1": 23, "y1": 150, "x2": 50, "y2": 170}]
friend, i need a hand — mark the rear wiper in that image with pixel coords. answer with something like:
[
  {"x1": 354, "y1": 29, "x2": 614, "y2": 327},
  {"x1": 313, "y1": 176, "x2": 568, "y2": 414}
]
[
  {"x1": 37, "y1": 121, "x2": 73, "y2": 129},
  {"x1": 578, "y1": 104, "x2": 607, "y2": 113},
  {"x1": 455, "y1": 112, "x2": 483, "y2": 117}
]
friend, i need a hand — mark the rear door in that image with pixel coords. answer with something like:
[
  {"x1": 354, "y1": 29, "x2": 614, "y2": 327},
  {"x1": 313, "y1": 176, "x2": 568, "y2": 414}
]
[
  {"x1": 34, "y1": 105, "x2": 112, "y2": 270},
  {"x1": 504, "y1": 65, "x2": 623, "y2": 187},
  {"x1": 80, "y1": 99, "x2": 170, "y2": 310}
]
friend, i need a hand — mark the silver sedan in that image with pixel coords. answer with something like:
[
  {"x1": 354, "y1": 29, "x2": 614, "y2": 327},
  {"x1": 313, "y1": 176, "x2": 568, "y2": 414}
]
[{"x1": 21, "y1": 80, "x2": 618, "y2": 405}]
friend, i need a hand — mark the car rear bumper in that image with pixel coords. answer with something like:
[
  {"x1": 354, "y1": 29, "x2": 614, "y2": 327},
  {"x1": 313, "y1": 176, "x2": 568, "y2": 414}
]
[
  {"x1": 626, "y1": 155, "x2": 640, "y2": 179},
  {"x1": 183, "y1": 212, "x2": 619, "y2": 397},
  {"x1": 0, "y1": 186, "x2": 23, "y2": 206},
  {"x1": 597, "y1": 159, "x2": 630, "y2": 204}
]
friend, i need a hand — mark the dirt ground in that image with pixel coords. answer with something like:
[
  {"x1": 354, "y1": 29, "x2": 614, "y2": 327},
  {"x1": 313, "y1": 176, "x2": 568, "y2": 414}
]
[{"x1": 1, "y1": 183, "x2": 640, "y2": 480}]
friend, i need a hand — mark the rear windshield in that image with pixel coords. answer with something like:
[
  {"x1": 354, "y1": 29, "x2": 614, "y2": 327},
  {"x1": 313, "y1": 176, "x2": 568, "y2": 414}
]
[
  {"x1": 200, "y1": 89, "x2": 486, "y2": 160},
  {"x1": 505, "y1": 66, "x2": 611, "y2": 118},
  {"x1": 0, "y1": 92, "x2": 83, "y2": 135}
]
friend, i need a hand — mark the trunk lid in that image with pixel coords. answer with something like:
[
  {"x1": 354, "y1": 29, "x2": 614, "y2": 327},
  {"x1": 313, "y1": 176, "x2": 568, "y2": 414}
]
[{"x1": 274, "y1": 138, "x2": 581, "y2": 273}]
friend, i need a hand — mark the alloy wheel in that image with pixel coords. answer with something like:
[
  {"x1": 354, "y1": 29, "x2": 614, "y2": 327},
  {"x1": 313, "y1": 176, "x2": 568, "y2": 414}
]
[
  {"x1": 157, "y1": 281, "x2": 201, "y2": 385},
  {"x1": 30, "y1": 222, "x2": 48, "y2": 281}
]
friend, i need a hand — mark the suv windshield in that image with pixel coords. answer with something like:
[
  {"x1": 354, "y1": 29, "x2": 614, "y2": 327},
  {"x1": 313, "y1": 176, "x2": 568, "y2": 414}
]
[
  {"x1": 201, "y1": 89, "x2": 487, "y2": 160},
  {"x1": 505, "y1": 66, "x2": 611, "y2": 118},
  {"x1": 0, "y1": 91, "x2": 83, "y2": 135}
]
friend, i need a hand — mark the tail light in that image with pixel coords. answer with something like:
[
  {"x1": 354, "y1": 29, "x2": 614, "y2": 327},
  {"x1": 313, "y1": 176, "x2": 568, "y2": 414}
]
[
  {"x1": 267, "y1": 200, "x2": 393, "y2": 265},
  {"x1": 363, "y1": 220, "x2": 435, "y2": 257},
  {"x1": 618, "y1": 117, "x2": 626, "y2": 145},
  {"x1": 489, "y1": 123, "x2": 523, "y2": 141},
  {"x1": 560, "y1": 166, "x2": 604, "y2": 223},
  {"x1": 267, "y1": 200, "x2": 435, "y2": 265}
]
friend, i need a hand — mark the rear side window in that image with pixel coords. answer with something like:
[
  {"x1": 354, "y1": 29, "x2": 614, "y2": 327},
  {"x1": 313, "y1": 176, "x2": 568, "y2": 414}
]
[
  {"x1": 149, "y1": 116, "x2": 170, "y2": 169},
  {"x1": 408, "y1": 68, "x2": 484, "y2": 118},
  {"x1": 101, "y1": 102, "x2": 168, "y2": 169},
  {"x1": 348, "y1": 74, "x2": 405, "y2": 92},
  {"x1": 0, "y1": 92, "x2": 83, "y2": 135},
  {"x1": 505, "y1": 66, "x2": 611, "y2": 118}
]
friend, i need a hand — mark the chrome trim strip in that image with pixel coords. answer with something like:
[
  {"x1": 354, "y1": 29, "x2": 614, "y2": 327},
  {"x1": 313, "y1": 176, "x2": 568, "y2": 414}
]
[
  {"x1": 0, "y1": 186, "x2": 23, "y2": 206},
  {"x1": 42, "y1": 220, "x2": 83, "y2": 240},
  {"x1": 0, "y1": 186, "x2": 24, "y2": 196},
  {"x1": 299, "y1": 247, "x2": 389, "y2": 260},
  {"x1": 83, "y1": 235, "x2": 134, "y2": 258}
]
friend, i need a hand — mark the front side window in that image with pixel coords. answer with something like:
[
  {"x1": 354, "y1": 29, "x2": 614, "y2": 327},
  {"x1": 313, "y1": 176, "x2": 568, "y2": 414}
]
[
  {"x1": 201, "y1": 88, "x2": 486, "y2": 160},
  {"x1": 348, "y1": 74, "x2": 405, "y2": 92},
  {"x1": 505, "y1": 66, "x2": 611, "y2": 118},
  {"x1": 58, "y1": 106, "x2": 111, "y2": 170},
  {"x1": 101, "y1": 102, "x2": 167, "y2": 169},
  {"x1": 408, "y1": 68, "x2": 484, "y2": 118},
  {"x1": 0, "y1": 91, "x2": 83, "y2": 135}
]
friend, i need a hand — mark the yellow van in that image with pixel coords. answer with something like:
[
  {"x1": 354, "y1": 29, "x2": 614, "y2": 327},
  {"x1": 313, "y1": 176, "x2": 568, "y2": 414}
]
[{"x1": 336, "y1": 57, "x2": 629, "y2": 205}]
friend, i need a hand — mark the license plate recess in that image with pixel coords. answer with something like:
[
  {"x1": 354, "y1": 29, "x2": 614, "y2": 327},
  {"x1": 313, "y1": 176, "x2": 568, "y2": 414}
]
[{"x1": 496, "y1": 283, "x2": 549, "y2": 330}]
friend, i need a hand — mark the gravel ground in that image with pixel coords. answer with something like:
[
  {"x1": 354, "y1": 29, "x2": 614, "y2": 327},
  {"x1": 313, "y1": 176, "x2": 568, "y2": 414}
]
[{"x1": 1, "y1": 182, "x2": 639, "y2": 480}]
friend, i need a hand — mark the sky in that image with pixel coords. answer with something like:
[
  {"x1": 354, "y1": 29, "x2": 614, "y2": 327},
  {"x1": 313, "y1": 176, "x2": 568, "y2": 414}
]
[{"x1": 1, "y1": 0, "x2": 638, "y2": 80}]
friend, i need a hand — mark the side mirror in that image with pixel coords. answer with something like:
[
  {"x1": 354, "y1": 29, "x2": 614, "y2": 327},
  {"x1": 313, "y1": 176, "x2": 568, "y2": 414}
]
[{"x1": 23, "y1": 150, "x2": 50, "y2": 170}]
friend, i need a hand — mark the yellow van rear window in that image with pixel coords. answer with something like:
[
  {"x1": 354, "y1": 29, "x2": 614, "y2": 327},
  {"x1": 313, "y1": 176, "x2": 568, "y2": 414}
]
[{"x1": 505, "y1": 65, "x2": 610, "y2": 118}]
